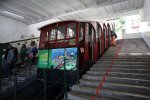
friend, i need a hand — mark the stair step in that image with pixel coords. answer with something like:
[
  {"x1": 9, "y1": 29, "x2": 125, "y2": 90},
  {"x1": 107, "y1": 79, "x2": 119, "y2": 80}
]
[
  {"x1": 104, "y1": 53, "x2": 150, "y2": 56},
  {"x1": 99, "y1": 59, "x2": 150, "y2": 62},
  {"x1": 93, "y1": 65, "x2": 150, "y2": 69},
  {"x1": 95, "y1": 64, "x2": 150, "y2": 67},
  {"x1": 90, "y1": 68, "x2": 150, "y2": 74},
  {"x1": 102, "y1": 56, "x2": 150, "y2": 58},
  {"x1": 81, "y1": 77, "x2": 150, "y2": 87},
  {"x1": 77, "y1": 82, "x2": 150, "y2": 96},
  {"x1": 71, "y1": 85, "x2": 150, "y2": 100},
  {"x1": 94, "y1": 64, "x2": 149, "y2": 67},
  {"x1": 67, "y1": 38, "x2": 150, "y2": 100},
  {"x1": 68, "y1": 90, "x2": 111, "y2": 100},
  {"x1": 100, "y1": 88, "x2": 150, "y2": 100},
  {"x1": 103, "y1": 82, "x2": 150, "y2": 95},
  {"x1": 96, "y1": 61, "x2": 150, "y2": 65},
  {"x1": 86, "y1": 71, "x2": 150, "y2": 80},
  {"x1": 97, "y1": 58, "x2": 149, "y2": 62},
  {"x1": 68, "y1": 91, "x2": 92, "y2": 100}
]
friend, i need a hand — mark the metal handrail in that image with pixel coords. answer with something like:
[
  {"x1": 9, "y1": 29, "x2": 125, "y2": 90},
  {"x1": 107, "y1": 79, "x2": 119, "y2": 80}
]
[
  {"x1": 145, "y1": 32, "x2": 150, "y2": 36},
  {"x1": 12, "y1": 50, "x2": 79, "y2": 100}
]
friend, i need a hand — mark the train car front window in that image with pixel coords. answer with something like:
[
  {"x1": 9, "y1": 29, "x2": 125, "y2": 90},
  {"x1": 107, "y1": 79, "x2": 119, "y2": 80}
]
[
  {"x1": 50, "y1": 29, "x2": 56, "y2": 40},
  {"x1": 57, "y1": 26, "x2": 65, "y2": 39},
  {"x1": 67, "y1": 23, "x2": 76, "y2": 38},
  {"x1": 79, "y1": 23, "x2": 84, "y2": 42}
]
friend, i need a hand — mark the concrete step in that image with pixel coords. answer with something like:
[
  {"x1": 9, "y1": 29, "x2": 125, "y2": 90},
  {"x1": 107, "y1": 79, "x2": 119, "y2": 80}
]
[
  {"x1": 93, "y1": 65, "x2": 150, "y2": 69},
  {"x1": 77, "y1": 82, "x2": 150, "y2": 96},
  {"x1": 67, "y1": 90, "x2": 111, "y2": 100},
  {"x1": 99, "y1": 58, "x2": 150, "y2": 62},
  {"x1": 90, "y1": 68, "x2": 150, "y2": 74},
  {"x1": 68, "y1": 91, "x2": 93, "y2": 100},
  {"x1": 96, "y1": 61, "x2": 150, "y2": 65},
  {"x1": 93, "y1": 64, "x2": 149, "y2": 68},
  {"x1": 100, "y1": 88, "x2": 150, "y2": 100},
  {"x1": 67, "y1": 38, "x2": 150, "y2": 100},
  {"x1": 86, "y1": 71, "x2": 150, "y2": 80},
  {"x1": 102, "y1": 82, "x2": 150, "y2": 96},
  {"x1": 101, "y1": 56, "x2": 150, "y2": 59},
  {"x1": 95, "y1": 63, "x2": 150, "y2": 66},
  {"x1": 71, "y1": 85, "x2": 150, "y2": 100},
  {"x1": 102, "y1": 54, "x2": 150, "y2": 56},
  {"x1": 81, "y1": 77, "x2": 150, "y2": 87}
]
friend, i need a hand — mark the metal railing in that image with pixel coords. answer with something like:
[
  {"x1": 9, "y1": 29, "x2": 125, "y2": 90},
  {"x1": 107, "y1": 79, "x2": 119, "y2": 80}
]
[{"x1": 11, "y1": 56, "x2": 80, "y2": 100}]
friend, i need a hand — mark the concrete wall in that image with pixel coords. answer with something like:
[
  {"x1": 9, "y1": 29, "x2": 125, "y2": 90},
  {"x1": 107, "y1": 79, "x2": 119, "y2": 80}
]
[
  {"x1": 0, "y1": 15, "x2": 29, "y2": 43},
  {"x1": 141, "y1": 32, "x2": 150, "y2": 48},
  {"x1": 10, "y1": 38, "x2": 39, "y2": 54},
  {"x1": 0, "y1": 14, "x2": 60, "y2": 43},
  {"x1": 122, "y1": 32, "x2": 141, "y2": 39},
  {"x1": 141, "y1": 0, "x2": 150, "y2": 21},
  {"x1": 28, "y1": 18, "x2": 60, "y2": 37}
]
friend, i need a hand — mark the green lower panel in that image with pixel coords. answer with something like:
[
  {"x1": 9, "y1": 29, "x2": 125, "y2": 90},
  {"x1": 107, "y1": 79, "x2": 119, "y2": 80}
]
[
  {"x1": 38, "y1": 50, "x2": 51, "y2": 69},
  {"x1": 38, "y1": 47, "x2": 78, "y2": 70}
]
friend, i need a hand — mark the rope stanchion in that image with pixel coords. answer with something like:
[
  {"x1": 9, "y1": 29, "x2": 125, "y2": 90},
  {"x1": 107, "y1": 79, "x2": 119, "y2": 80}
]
[
  {"x1": 13, "y1": 69, "x2": 17, "y2": 100},
  {"x1": 77, "y1": 49, "x2": 80, "y2": 84},
  {"x1": 64, "y1": 57, "x2": 67, "y2": 100},
  {"x1": 44, "y1": 69, "x2": 47, "y2": 100}
]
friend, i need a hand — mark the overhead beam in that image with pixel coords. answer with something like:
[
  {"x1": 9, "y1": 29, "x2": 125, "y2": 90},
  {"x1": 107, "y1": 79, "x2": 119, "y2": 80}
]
[
  {"x1": 0, "y1": 2, "x2": 40, "y2": 19},
  {"x1": 30, "y1": 0, "x2": 56, "y2": 16},
  {"x1": 10, "y1": 0, "x2": 49, "y2": 18},
  {"x1": 57, "y1": 0, "x2": 130, "y2": 18},
  {"x1": 89, "y1": 8, "x2": 140, "y2": 21},
  {"x1": 0, "y1": 4, "x2": 37, "y2": 21},
  {"x1": 0, "y1": 12, "x2": 30, "y2": 24},
  {"x1": 31, "y1": 0, "x2": 131, "y2": 24}
]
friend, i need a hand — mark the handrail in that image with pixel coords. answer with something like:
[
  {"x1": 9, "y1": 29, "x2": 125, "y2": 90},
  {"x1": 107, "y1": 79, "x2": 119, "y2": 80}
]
[
  {"x1": 145, "y1": 32, "x2": 150, "y2": 36},
  {"x1": 142, "y1": 32, "x2": 150, "y2": 48},
  {"x1": 33, "y1": 88, "x2": 44, "y2": 100},
  {"x1": 11, "y1": 49, "x2": 79, "y2": 100},
  {"x1": 46, "y1": 73, "x2": 64, "y2": 88}
]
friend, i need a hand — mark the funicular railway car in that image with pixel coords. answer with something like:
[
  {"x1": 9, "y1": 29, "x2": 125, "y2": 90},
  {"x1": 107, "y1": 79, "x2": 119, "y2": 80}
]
[{"x1": 37, "y1": 20, "x2": 111, "y2": 84}]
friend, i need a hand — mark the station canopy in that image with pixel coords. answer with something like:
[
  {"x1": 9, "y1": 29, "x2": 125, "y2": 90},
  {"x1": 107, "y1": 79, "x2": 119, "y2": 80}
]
[{"x1": 0, "y1": 0, "x2": 144, "y2": 24}]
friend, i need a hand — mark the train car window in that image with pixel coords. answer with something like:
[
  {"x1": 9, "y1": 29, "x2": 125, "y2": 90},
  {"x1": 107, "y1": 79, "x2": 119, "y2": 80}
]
[
  {"x1": 99, "y1": 26, "x2": 102, "y2": 38},
  {"x1": 89, "y1": 24, "x2": 93, "y2": 46},
  {"x1": 67, "y1": 23, "x2": 76, "y2": 38},
  {"x1": 97, "y1": 24, "x2": 99, "y2": 37},
  {"x1": 93, "y1": 28, "x2": 96, "y2": 43},
  {"x1": 50, "y1": 29, "x2": 56, "y2": 40},
  {"x1": 85, "y1": 23, "x2": 89, "y2": 42},
  {"x1": 57, "y1": 26, "x2": 65, "y2": 39},
  {"x1": 79, "y1": 23, "x2": 84, "y2": 42}
]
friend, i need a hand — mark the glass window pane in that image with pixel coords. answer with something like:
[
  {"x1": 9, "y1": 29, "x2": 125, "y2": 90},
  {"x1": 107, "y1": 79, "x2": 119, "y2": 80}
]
[
  {"x1": 67, "y1": 23, "x2": 76, "y2": 38},
  {"x1": 79, "y1": 23, "x2": 84, "y2": 41},
  {"x1": 50, "y1": 29, "x2": 56, "y2": 40},
  {"x1": 57, "y1": 26, "x2": 65, "y2": 39}
]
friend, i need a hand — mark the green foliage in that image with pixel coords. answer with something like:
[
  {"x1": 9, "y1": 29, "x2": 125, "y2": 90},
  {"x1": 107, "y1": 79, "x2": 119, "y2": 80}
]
[{"x1": 115, "y1": 18, "x2": 125, "y2": 33}]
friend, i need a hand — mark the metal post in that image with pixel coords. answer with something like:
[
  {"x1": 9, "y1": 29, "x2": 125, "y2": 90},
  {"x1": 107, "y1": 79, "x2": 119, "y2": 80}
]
[
  {"x1": 13, "y1": 66, "x2": 17, "y2": 100},
  {"x1": 44, "y1": 69, "x2": 47, "y2": 100},
  {"x1": 64, "y1": 57, "x2": 67, "y2": 100},
  {"x1": 77, "y1": 49, "x2": 79, "y2": 84},
  {"x1": 43, "y1": 49, "x2": 49, "y2": 100},
  {"x1": 29, "y1": 60, "x2": 31, "y2": 77}
]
